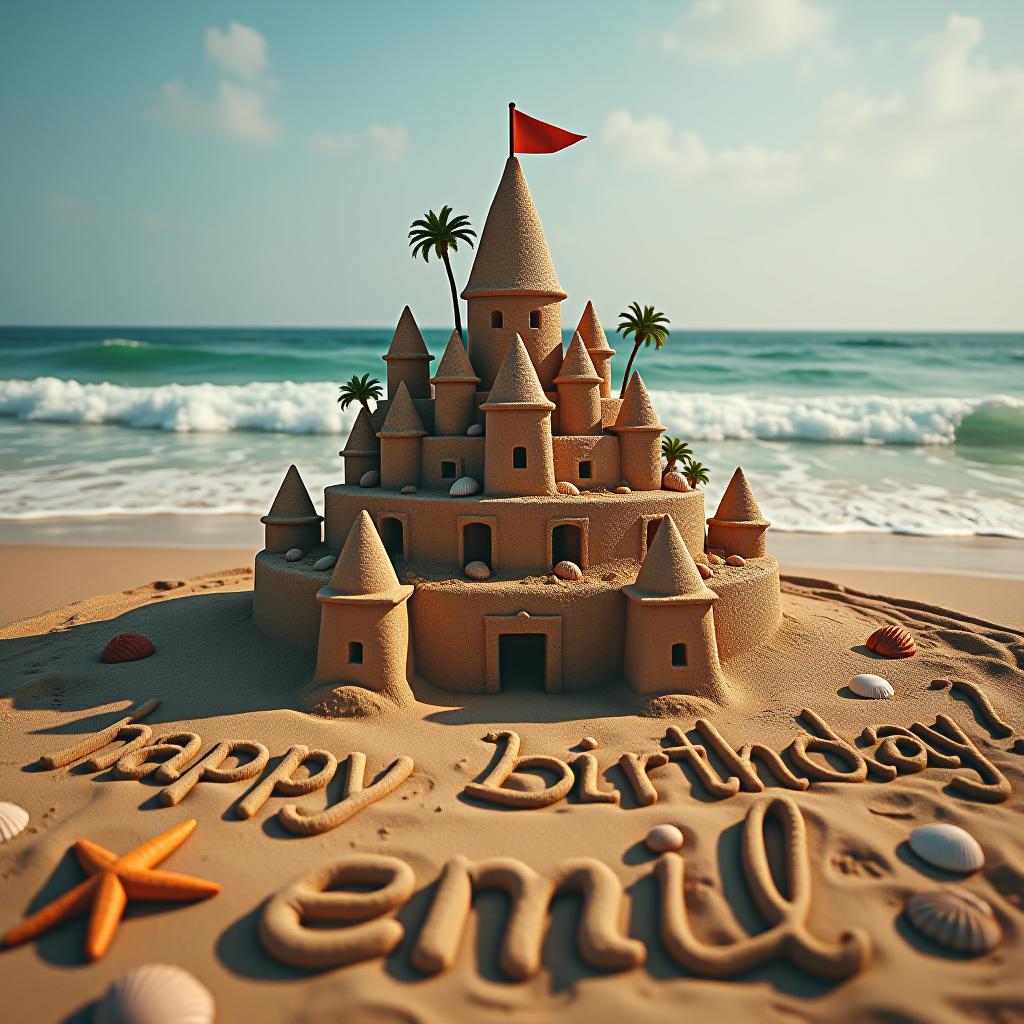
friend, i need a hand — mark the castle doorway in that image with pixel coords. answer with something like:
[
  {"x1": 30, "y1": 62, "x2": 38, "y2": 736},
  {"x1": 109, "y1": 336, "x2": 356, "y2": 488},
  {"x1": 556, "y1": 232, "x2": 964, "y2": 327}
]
[
  {"x1": 499, "y1": 633, "x2": 547, "y2": 691},
  {"x1": 646, "y1": 517, "x2": 663, "y2": 551},
  {"x1": 551, "y1": 523, "x2": 583, "y2": 568},
  {"x1": 380, "y1": 516, "x2": 404, "y2": 562},
  {"x1": 463, "y1": 522, "x2": 492, "y2": 568}
]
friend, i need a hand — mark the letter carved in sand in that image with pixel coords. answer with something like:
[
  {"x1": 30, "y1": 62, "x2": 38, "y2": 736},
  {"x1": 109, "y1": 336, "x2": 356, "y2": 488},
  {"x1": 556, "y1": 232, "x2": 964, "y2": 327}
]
[{"x1": 462, "y1": 731, "x2": 574, "y2": 809}]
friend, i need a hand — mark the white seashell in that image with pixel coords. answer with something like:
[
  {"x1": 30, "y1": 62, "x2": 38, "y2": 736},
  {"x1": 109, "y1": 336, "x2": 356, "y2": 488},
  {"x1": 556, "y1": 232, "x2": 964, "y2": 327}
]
[
  {"x1": 725, "y1": 554, "x2": 746, "y2": 567},
  {"x1": 553, "y1": 560, "x2": 583, "y2": 581},
  {"x1": 93, "y1": 962, "x2": 215, "y2": 1024},
  {"x1": 359, "y1": 470, "x2": 380, "y2": 488},
  {"x1": 312, "y1": 555, "x2": 337, "y2": 572},
  {"x1": 464, "y1": 560, "x2": 491, "y2": 581},
  {"x1": 909, "y1": 824, "x2": 985, "y2": 874},
  {"x1": 646, "y1": 824, "x2": 684, "y2": 854},
  {"x1": 905, "y1": 889, "x2": 1000, "y2": 954},
  {"x1": 400, "y1": 485, "x2": 417, "y2": 494},
  {"x1": 579, "y1": 736, "x2": 599, "y2": 750},
  {"x1": 849, "y1": 673, "x2": 894, "y2": 700},
  {"x1": 284, "y1": 548, "x2": 303, "y2": 562},
  {"x1": 0, "y1": 802, "x2": 29, "y2": 843},
  {"x1": 662, "y1": 471, "x2": 691, "y2": 492},
  {"x1": 466, "y1": 424, "x2": 484, "y2": 437},
  {"x1": 556, "y1": 481, "x2": 580, "y2": 496},
  {"x1": 449, "y1": 476, "x2": 480, "y2": 497},
  {"x1": 614, "y1": 485, "x2": 631, "y2": 494}
]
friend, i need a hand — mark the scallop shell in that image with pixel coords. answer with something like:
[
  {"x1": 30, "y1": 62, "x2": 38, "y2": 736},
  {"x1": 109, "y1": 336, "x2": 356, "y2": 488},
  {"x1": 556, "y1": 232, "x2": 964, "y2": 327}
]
[
  {"x1": 725, "y1": 554, "x2": 746, "y2": 567},
  {"x1": 662, "y1": 471, "x2": 691, "y2": 492},
  {"x1": 359, "y1": 470, "x2": 380, "y2": 488},
  {"x1": 449, "y1": 476, "x2": 480, "y2": 497},
  {"x1": 906, "y1": 889, "x2": 1000, "y2": 954},
  {"x1": 400, "y1": 485, "x2": 417, "y2": 494},
  {"x1": 464, "y1": 560, "x2": 491, "y2": 581},
  {"x1": 284, "y1": 548, "x2": 303, "y2": 562},
  {"x1": 0, "y1": 802, "x2": 29, "y2": 843},
  {"x1": 697, "y1": 563, "x2": 714, "y2": 580},
  {"x1": 614, "y1": 485, "x2": 631, "y2": 494},
  {"x1": 556, "y1": 481, "x2": 580, "y2": 496},
  {"x1": 94, "y1": 962, "x2": 215, "y2": 1024},
  {"x1": 866, "y1": 624, "x2": 917, "y2": 659},
  {"x1": 849, "y1": 673, "x2": 894, "y2": 700},
  {"x1": 312, "y1": 555, "x2": 337, "y2": 572},
  {"x1": 101, "y1": 634, "x2": 155, "y2": 664},
  {"x1": 646, "y1": 824, "x2": 684, "y2": 854},
  {"x1": 909, "y1": 824, "x2": 985, "y2": 874},
  {"x1": 553, "y1": 560, "x2": 584, "y2": 581}
]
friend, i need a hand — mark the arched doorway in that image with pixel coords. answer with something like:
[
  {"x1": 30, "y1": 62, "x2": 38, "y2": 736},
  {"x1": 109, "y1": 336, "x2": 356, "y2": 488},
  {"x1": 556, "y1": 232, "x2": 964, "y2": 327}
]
[
  {"x1": 551, "y1": 523, "x2": 583, "y2": 567},
  {"x1": 380, "y1": 516, "x2": 404, "y2": 562},
  {"x1": 463, "y1": 521, "x2": 492, "y2": 568}
]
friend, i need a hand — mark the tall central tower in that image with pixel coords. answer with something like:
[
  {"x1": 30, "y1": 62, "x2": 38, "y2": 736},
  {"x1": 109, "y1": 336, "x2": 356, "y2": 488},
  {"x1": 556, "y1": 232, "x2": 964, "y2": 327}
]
[{"x1": 461, "y1": 157, "x2": 567, "y2": 392}]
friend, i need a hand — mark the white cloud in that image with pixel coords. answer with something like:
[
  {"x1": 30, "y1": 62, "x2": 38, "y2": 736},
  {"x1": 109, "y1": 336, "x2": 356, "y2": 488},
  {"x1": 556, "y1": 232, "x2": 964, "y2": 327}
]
[
  {"x1": 204, "y1": 21, "x2": 268, "y2": 78},
  {"x1": 310, "y1": 124, "x2": 409, "y2": 161},
  {"x1": 662, "y1": 0, "x2": 829, "y2": 63},
  {"x1": 150, "y1": 80, "x2": 280, "y2": 144}
]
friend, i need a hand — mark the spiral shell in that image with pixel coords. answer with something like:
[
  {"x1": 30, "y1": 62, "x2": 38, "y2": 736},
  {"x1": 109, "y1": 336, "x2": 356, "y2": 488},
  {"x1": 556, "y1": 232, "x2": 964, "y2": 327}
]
[
  {"x1": 909, "y1": 824, "x2": 985, "y2": 874},
  {"x1": 906, "y1": 889, "x2": 1000, "y2": 954},
  {"x1": 464, "y1": 561, "x2": 491, "y2": 581},
  {"x1": 93, "y1": 963, "x2": 215, "y2": 1024},
  {"x1": 849, "y1": 673, "x2": 894, "y2": 700},
  {"x1": 449, "y1": 476, "x2": 480, "y2": 497},
  {"x1": 556, "y1": 481, "x2": 580, "y2": 496},
  {"x1": 866, "y1": 624, "x2": 917, "y2": 659},
  {"x1": 553, "y1": 560, "x2": 584, "y2": 581},
  {"x1": 358, "y1": 470, "x2": 380, "y2": 488},
  {"x1": 0, "y1": 802, "x2": 29, "y2": 843},
  {"x1": 662, "y1": 471, "x2": 691, "y2": 492},
  {"x1": 101, "y1": 634, "x2": 155, "y2": 664}
]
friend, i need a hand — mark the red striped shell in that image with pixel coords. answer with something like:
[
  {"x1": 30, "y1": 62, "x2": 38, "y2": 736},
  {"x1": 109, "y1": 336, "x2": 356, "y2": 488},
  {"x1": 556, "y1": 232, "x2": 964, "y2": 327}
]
[
  {"x1": 101, "y1": 633, "x2": 155, "y2": 664},
  {"x1": 866, "y1": 625, "x2": 916, "y2": 659}
]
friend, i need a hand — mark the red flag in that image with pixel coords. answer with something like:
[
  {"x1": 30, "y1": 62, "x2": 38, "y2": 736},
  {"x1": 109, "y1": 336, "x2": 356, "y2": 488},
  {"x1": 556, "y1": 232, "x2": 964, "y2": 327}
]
[{"x1": 511, "y1": 106, "x2": 586, "y2": 155}]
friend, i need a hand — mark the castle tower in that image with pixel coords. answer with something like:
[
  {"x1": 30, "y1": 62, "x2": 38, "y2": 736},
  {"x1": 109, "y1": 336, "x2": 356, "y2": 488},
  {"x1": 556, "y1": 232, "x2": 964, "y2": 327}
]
[
  {"x1": 622, "y1": 516, "x2": 726, "y2": 700},
  {"x1": 431, "y1": 329, "x2": 481, "y2": 436},
  {"x1": 609, "y1": 372, "x2": 665, "y2": 490},
  {"x1": 383, "y1": 306, "x2": 433, "y2": 400},
  {"x1": 260, "y1": 464, "x2": 323, "y2": 553},
  {"x1": 339, "y1": 407, "x2": 380, "y2": 485},
  {"x1": 480, "y1": 335, "x2": 556, "y2": 497},
  {"x1": 576, "y1": 301, "x2": 615, "y2": 399},
  {"x1": 376, "y1": 381, "x2": 427, "y2": 490},
  {"x1": 554, "y1": 333, "x2": 602, "y2": 436},
  {"x1": 707, "y1": 467, "x2": 771, "y2": 558},
  {"x1": 313, "y1": 510, "x2": 414, "y2": 706},
  {"x1": 461, "y1": 158, "x2": 567, "y2": 391}
]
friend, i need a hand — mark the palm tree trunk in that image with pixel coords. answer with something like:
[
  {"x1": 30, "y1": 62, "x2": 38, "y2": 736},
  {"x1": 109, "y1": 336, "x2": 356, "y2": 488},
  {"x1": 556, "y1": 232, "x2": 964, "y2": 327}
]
[
  {"x1": 619, "y1": 339, "x2": 642, "y2": 398},
  {"x1": 441, "y1": 249, "x2": 463, "y2": 339}
]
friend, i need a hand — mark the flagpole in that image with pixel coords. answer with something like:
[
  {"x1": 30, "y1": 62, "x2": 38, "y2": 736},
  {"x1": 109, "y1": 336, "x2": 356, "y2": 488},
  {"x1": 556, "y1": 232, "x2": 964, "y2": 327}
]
[{"x1": 508, "y1": 102, "x2": 515, "y2": 159}]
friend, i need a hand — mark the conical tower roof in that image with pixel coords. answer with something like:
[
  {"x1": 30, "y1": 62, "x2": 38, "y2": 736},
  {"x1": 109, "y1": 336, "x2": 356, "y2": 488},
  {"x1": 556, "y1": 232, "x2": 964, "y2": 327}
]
[
  {"x1": 461, "y1": 158, "x2": 566, "y2": 300},
  {"x1": 576, "y1": 301, "x2": 614, "y2": 355},
  {"x1": 480, "y1": 335, "x2": 555, "y2": 411},
  {"x1": 319, "y1": 510, "x2": 413, "y2": 605},
  {"x1": 611, "y1": 372, "x2": 664, "y2": 432},
  {"x1": 624, "y1": 516, "x2": 716, "y2": 604},
  {"x1": 261, "y1": 464, "x2": 322, "y2": 525},
  {"x1": 340, "y1": 407, "x2": 380, "y2": 457},
  {"x1": 377, "y1": 381, "x2": 427, "y2": 438},
  {"x1": 384, "y1": 306, "x2": 433, "y2": 363},
  {"x1": 554, "y1": 333, "x2": 601, "y2": 385},
  {"x1": 709, "y1": 467, "x2": 769, "y2": 527},
  {"x1": 431, "y1": 330, "x2": 480, "y2": 384}
]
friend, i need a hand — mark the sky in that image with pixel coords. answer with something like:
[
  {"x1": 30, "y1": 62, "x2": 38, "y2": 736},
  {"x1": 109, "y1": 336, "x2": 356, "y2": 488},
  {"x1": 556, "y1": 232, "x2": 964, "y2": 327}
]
[{"x1": 1, "y1": 0, "x2": 1023, "y2": 330}]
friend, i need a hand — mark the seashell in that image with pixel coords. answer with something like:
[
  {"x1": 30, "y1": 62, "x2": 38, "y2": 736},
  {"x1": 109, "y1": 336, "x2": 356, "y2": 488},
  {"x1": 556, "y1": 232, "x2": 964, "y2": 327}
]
[
  {"x1": 662, "y1": 471, "x2": 691, "y2": 492},
  {"x1": 553, "y1": 560, "x2": 584, "y2": 581},
  {"x1": 312, "y1": 555, "x2": 337, "y2": 572},
  {"x1": 905, "y1": 889, "x2": 1000, "y2": 954},
  {"x1": 579, "y1": 736, "x2": 599, "y2": 751},
  {"x1": 400, "y1": 485, "x2": 417, "y2": 494},
  {"x1": 909, "y1": 823, "x2": 985, "y2": 874},
  {"x1": 707, "y1": 553, "x2": 724, "y2": 565},
  {"x1": 697, "y1": 563, "x2": 714, "y2": 580},
  {"x1": 449, "y1": 476, "x2": 480, "y2": 497},
  {"x1": 94, "y1": 962, "x2": 215, "y2": 1024},
  {"x1": 614, "y1": 486, "x2": 631, "y2": 494},
  {"x1": 646, "y1": 824, "x2": 684, "y2": 854},
  {"x1": 866, "y1": 624, "x2": 917, "y2": 659},
  {"x1": 359, "y1": 470, "x2": 380, "y2": 488},
  {"x1": 0, "y1": 801, "x2": 29, "y2": 843},
  {"x1": 464, "y1": 560, "x2": 491, "y2": 582},
  {"x1": 466, "y1": 423, "x2": 484, "y2": 437},
  {"x1": 556, "y1": 481, "x2": 580, "y2": 496},
  {"x1": 725, "y1": 554, "x2": 746, "y2": 567},
  {"x1": 849, "y1": 673, "x2": 894, "y2": 699},
  {"x1": 101, "y1": 634, "x2": 155, "y2": 664},
  {"x1": 284, "y1": 548, "x2": 303, "y2": 562}
]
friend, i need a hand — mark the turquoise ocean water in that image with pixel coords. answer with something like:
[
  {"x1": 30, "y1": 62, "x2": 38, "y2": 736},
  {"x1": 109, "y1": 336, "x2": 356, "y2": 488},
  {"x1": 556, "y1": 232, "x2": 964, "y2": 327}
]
[{"x1": 0, "y1": 326, "x2": 1022, "y2": 538}]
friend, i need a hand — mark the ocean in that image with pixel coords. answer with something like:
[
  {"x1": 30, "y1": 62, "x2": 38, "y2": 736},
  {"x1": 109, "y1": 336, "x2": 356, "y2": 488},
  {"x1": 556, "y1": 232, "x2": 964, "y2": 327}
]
[{"x1": 1, "y1": 326, "x2": 1022, "y2": 539}]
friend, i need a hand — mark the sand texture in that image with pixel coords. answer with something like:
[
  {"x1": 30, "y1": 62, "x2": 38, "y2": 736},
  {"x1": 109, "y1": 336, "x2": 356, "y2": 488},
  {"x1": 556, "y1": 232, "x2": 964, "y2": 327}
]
[{"x1": 0, "y1": 568, "x2": 1022, "y2": 1022}]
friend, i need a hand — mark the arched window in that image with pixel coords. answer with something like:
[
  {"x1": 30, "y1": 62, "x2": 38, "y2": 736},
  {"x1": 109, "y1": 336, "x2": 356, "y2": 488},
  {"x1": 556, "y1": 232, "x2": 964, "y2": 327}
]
[
  {"x1": 513, "y1": 446, "x2": 527, "y2": 469},
  {"x1": 348, "y1": 641, "x2": 364, "y2": 665},
  {"x1": 671, "y1": 643, "x2": 687, "y2": 667},
  {"x1": 529, "y1": 310, "x2": 541, "y2": 329},
  {"x1": 491, "y1": 310, "x2": 503, "y2": 328}
]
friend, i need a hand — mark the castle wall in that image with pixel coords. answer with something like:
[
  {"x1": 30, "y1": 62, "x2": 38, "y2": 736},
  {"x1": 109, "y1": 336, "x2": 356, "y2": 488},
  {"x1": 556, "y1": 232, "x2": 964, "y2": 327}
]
[
  {"x1": 483, "y1": 409, "x2": 557, "y2": 498},
  {"x1": 433, "y1": 381, "x2": 479, "y2": 436},
  {"x1": 706, "y1": 556, "x2": 782, "y2": 661},
  {"x1": 467, "y1": 295, "x2": 563, "y2": 391},
  {"x1": 420, "y1": 437, "x2": 485, "y2": 491},
  {"x1": 253, "y1": 552, "x2": 323, "y2": 649},
  {"x1": 616, "y1": 432, "x2": 663, "y2": 491},
  {"x1": 707, "y1": 521, "x2": 769, "y2": 559},
  {"x1": 386, "y1": 359, "x2": 431, "y2": 401},
  {"x1": 551, "y1": 435, "x2": 621, "y2": 489},
  {"x1": 264, "y1": 520, "x2": 321, "y2": 555},
  {"x1": 379, "y1": 436, "x2": 422, "y2": 490}
]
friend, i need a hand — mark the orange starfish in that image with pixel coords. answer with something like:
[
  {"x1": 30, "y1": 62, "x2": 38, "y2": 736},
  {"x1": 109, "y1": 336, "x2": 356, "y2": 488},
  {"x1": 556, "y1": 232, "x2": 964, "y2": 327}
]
[{"x1": 0, "y1": 818, "x2": 219, "y2": 961}]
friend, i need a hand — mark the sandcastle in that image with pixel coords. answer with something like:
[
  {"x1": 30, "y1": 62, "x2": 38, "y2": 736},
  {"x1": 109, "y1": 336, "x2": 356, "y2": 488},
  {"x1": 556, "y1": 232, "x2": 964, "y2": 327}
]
[{"x1": 253, "y1": 156, "x2": 782, "y2": 704}]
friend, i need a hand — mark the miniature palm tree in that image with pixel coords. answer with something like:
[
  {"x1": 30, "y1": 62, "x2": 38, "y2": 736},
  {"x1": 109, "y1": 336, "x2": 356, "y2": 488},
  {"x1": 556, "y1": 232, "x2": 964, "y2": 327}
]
[
  {"x1": 408, "y1": 206, "x2": 476, "y2": 339},
  {"x1": 615, "y1": 302, "x2": 670, "y2": 398},
  {"x1": 683, "y1": 459, "x2": 710, "y2": 489},
  {"x1": 661, "y1": 436, "x2": 693, "y2": 474},
  {"x1": 337, "y1": 373, "x2": 383, "y2": 412}
]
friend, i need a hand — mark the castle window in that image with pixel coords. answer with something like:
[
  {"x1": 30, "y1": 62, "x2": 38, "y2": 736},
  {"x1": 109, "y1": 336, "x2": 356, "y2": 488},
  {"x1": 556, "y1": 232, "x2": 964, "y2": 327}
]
[
  {"x1": 512, "y1": 446, "x2": 528, "y2": 469},
  {"x1": 671, "y1": 643, "x2": 687, "y2": 667},
  {"x1": 491, "y1": 310, "x2": 503, "y2": 328},
  {"x1": 348, "y1": 641, "x2": 364, "y2": 665},
  {"x1": 379, "y1": 516, "x2": 404, "y2": 561},
  {"x1": 529, "y1": 310, "x2": 541, "y2": 329},
  {"x1": 440, "y1": 460, "x2": 457, "y2": 480},
  {"x1": 578, "y1": 460, "x2": 593, "y2": 480}
]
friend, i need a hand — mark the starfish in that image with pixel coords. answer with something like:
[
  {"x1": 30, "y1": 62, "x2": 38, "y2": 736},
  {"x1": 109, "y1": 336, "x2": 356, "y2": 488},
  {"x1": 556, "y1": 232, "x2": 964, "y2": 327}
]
[{"x1": 0, "y1": 818, "x2": 219, "y2": 961}]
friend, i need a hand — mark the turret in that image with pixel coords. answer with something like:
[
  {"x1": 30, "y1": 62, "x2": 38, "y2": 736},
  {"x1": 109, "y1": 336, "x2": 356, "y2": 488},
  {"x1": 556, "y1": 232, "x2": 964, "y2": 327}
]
[
  {"x1": 313, "y1": 511, "x2": 414, "y2": 706},
  {"x1": 431, "y1": 329, "x2": 480, "y2": 436},
  {"x1": 383, "y1": 306, "x2": 433, "y2": 400},
  {"x1": 260, "y1": 464, "x2": 323, "y2": 553},
  {"x1": 461, "y1": 158, "x2": 567, "y2": 391},
  {"x1": 707, "y1": 467, "x2": 770, "y2": 558},
  {"x1": 609, "y1": 372, "x2": 664, "y2": 490},
  {"x1": 376, "y1": 382, "x2": 426, "y2": 490},
  {"x1": 622, "y1": 516, "x2": 726, "y2": 700},
  {"x1": 339, "y1": 407, "x2": 380, "y2": 485},
  {"x1": 576, "y1": 301, "x2": 615, "y2": 399},
  {"x1": 480, "y1": 335, "x2": 556, "y2": 497},
  {"x1": 554, "y1": 333, "x2": 602, "y2": 436}
]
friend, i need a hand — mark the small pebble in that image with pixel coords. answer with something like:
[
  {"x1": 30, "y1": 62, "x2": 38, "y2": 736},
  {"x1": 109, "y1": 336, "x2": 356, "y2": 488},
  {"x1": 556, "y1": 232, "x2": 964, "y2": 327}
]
[
  {"x1": 401, "y1": 485, "x2": 417, "y2": 494},
  {"x1": 697, "y1": 563, "x2": 713, "y2": 579},
  {"x1": 725, "y1": 554, "x2": 746, "y2": 567},
  {"x1": 646, "y1": 824, "x2": 684, "y2": 854},
  {"x1": 464, "y1": 560, "x2": 491, "y2": 581},
  {"x1": 708, "y1": 553, "x2": 724, "y2": 565},
  {"x1": 614, "y1": 485, "x2": 631, "y2": 494},
  {"x1": 579, "y1": 736, "x2": 598, "y2": 751},
  {"x1": 312, "y1": 555, "x2": 337, "y2": 571},
  {"x1": 467, "y1": 424, "x2": 483, "y2": 437},
  {"x1": 284, "y1": 548, "x2": 303, "y2": 562}
]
